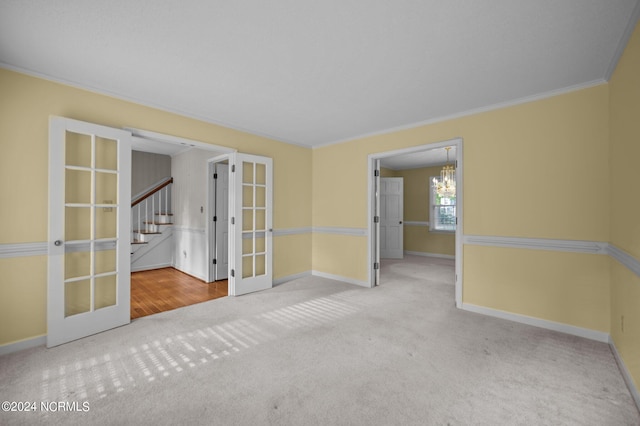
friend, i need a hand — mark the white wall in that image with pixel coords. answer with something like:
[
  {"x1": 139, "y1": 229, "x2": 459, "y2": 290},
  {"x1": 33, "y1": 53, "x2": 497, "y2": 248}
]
[{"x1": 171, "y1": 148, "x2": 217, "y2": 280}]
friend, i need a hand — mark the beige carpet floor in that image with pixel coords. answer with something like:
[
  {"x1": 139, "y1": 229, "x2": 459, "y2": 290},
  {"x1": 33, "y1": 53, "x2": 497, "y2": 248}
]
[{"x1": 0, "y1": 255, "x2": 638, "y2": 425}]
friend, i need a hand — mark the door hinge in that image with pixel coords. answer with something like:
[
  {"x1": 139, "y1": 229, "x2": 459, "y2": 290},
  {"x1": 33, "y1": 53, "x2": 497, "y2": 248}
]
[
  {"x1": 231, "y1": 217, "x2": 235, "y2": 225},
  {"x1": 374, "y1": 169, "x2": 380, "y2": 177},
  {"x1": 456, "y1": 217, "x2": 458, "y2": 225},
  {"x1": 213, "y1": 259, "x2": 217, "y2": 265},
  {"x1": 374, "y1": 262, "x2": 380, "y2": 270},
  {"x1": 231, "y1": 164, "x2": 236, "y2": 173},
  {"x1": 213, "y1": 216, "x2": 217, "y2": 222},
  {"x1": 231, "y1": 269, "x2": 235, "y2": 277},
  {"x1": 213, "y1": 173, "x2": 218, "y2": 179},
  {"x1": 374, "y1": 216, "x2": 380, "y2": 223}
]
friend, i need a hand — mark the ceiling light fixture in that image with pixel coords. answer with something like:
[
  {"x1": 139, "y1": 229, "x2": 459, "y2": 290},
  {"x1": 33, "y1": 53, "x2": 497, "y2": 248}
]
[{"x1": 433, "y1": 147, "x2": 456, "y2": 198}]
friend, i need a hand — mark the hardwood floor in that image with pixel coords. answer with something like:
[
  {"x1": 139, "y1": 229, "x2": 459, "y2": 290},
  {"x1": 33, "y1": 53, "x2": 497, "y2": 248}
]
[{"x1": 131, "y1": 268, "x2": 228, "y2": 319}]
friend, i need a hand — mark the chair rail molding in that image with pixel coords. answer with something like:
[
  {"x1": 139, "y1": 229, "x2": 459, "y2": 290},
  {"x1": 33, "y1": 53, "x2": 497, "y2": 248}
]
[{"x1": 463, "y1": 235, "x2": 608, "y2": 255}]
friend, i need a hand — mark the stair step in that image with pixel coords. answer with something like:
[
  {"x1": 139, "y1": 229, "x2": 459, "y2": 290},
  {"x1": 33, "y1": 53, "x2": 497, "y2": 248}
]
[
  {"x1": 143, "y1": 221, "x2": 174, "y2": 225},
  {"x1": 155, "y1": 212, "x2": 174, "y2": 216},
  {"x1": 132, "y1": 240, "x2": 148, "y2": 245},
  {"x1": 133, "y1": 230, "x2": 162, "y2": 235}
]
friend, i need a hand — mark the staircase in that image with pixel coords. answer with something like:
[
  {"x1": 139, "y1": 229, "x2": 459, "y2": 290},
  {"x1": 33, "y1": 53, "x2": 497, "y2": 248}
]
[{"x1": 131, "y1": 177, "x2": 174, "y2": 268}]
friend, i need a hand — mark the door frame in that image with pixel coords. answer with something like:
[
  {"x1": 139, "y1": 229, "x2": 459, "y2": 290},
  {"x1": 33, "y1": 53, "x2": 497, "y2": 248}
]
[
  {"x1": 125, "y1": 128, "x2": 235, "y2": 284},
  {"x1": 367, "y1": 138, "x2": 463, "y2": 308},
  {"x1": 207, "y1": 161, "x2": 230, "y2": 282}
]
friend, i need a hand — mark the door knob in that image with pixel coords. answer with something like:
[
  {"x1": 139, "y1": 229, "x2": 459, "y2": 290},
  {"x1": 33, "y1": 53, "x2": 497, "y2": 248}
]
[
  {"x1": 399, "y1": 221, "x2": 402, "y2": 225},
  {"x1": 54, "y1": 240, "x2": 63, "y2": 246}
]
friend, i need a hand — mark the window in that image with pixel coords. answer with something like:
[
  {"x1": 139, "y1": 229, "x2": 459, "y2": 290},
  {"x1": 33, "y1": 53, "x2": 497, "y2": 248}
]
[{"x1": 429, "y1": 176, "x2": 456, "y2": 232}]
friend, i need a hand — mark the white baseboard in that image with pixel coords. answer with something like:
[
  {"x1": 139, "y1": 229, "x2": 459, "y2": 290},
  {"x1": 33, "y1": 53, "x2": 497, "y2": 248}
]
[
  {"x1": 0, "y1": 335, "x2": 46, "y2": 356},
  {"x1": 311, "y1": 270, "x2": 370, "y2": 288},
  {"x1": 610, "y1": 337, "x2": 640, "y2": 412},
  {"x1": 131, "y1": 262, "x2": 173, "y2": 273},
  {"x1": 461, "y1": 303, "x2": 610, "y2": 343},
  {"x1": 273, "y1": 271, "x2": 312, "y2": 286},
  {"x1": 404, "y1": 251, "x2": 455, "y2": 260}
]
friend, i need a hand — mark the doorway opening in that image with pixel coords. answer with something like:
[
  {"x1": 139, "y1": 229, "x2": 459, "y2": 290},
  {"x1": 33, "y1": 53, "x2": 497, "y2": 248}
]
[
  {"x1": 127, "y1": 128, "x2": 235, "y2": 318},
  {"x1": 367, "y1": 138, "x2": 463, "y2": 307}
]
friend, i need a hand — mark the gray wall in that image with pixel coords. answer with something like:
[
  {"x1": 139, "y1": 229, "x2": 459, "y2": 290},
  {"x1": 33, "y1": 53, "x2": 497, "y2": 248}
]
[{"x1": 132, "y1": 151, "x2": 172, "y2": 195}]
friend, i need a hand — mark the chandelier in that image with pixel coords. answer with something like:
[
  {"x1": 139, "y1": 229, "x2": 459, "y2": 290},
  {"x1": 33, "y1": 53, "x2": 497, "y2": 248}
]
[{"x1": 432, "y1": 147, "x2": 456, "y2": 198}]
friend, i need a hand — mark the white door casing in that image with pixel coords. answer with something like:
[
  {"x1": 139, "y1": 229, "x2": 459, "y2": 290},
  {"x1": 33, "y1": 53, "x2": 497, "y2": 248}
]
[
  {"x1": 214, "y1": 163, "x2": 229, "y2": 280},
  {"x1": 47, "y1": 117, "x2": 131, "y2": 347},
  {"x1": 374, "y1": 161, "x2": 381, "y2": 285},
  {"x1": 380, "y1": 177, "x2": 404, "y2": 259}
]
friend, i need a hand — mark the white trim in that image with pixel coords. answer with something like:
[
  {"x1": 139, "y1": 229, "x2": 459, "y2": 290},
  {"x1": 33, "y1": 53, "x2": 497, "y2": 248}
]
[
  {"x1": 273, "y1": 227, "x2": 312, "y2": 236},
  {"x1": 127, "y1": 128, "x2": 237, "y2": 155},
  {"x1": 608, "y1": 244, "x2": 640, "y2": 278},
  {"x1": 0, "y1": 242, "x2": 47, "y2": 258},
  {"x1": 312, "y1": 227, "x2": 368, "y2": 237},
  {"x1": 604, "y1": 1, "x2": 640, "y2": 81},
  {"x1": 311, "y1": 270, "x2": 369, "y2": 288},
  {"x1": 0, "y1": 335, "x2": 46, "y2": 356},
  {"x1": 404, "y1": 251, "x2": 455, "y2": 260},
  {"x1": 273, "y1": 271, "x2": 312, "y2": 286},
  {"x1": 314, "y1": 81, "x2": 605, "y2": 149},
  {"x1": 131, "y1": 262, "x2": 173, "y2": 273},
  {"x1": 609, "y1": 336, "x2": 640, "y2": 412},
  {"x1": 461, "y1": 303, "x2": 610, "y2": 343},
  {"x1": 463, "y1": 235, "x2": 608, "y2": 255},
  {"x1": 404, "y1": 221, "x2": 429, "y2": 227}
]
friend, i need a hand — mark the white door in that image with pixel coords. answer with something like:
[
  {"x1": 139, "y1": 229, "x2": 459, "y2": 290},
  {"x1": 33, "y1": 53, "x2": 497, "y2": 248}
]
[
  {"x1": 47, "y1": 117, "x2": 131, "y2": 347},
  {"x1": 214, "y1": 163, "x2": 229, "y2": 280},
  {"x1": 380, "y1": 177, "x2": 404, "y2": 259},
  {"x1": 228, "y1": 153, "x2": 273, "y2": 296}
]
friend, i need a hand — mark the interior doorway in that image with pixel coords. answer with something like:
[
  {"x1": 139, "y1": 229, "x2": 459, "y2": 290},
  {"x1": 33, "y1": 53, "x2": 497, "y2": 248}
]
[
  {"x1": 127, "y1": 129, "x2": 235, "y2": 319},
  {"x1": 367, "y1": 138, "x2": 463, "y2": 308}
]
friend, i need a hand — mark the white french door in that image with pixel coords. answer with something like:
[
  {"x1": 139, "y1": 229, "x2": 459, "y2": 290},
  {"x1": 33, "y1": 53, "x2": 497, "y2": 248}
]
[
  {"x1": 380, "y1": 177, "x2": 404, "y2": 259},
  {"x1": 47, "y1": 117, "x2": 131, "y2": 347},
  {"x1": 228, "y1": 153, "x2": 273, "y2": 296}
]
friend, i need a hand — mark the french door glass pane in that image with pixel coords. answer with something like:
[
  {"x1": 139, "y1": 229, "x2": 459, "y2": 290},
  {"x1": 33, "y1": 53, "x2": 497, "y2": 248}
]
[
  {"x1": 95, "y1": 137, "x2": 118, "y2": 170},
  {"x1": 65, "y1": 207, "x2": 91, "y2": 241},
  {"x1": 243, "y1": 161, "x2": 253, "y2": 183},
  {"x1": 95, "y1": 249, "x2": 116, "y2": 275},
  {"x1": 65, "y1": 131, "x2": 91, "y2": 168},
  {"x1": 255, "y1": 163, "x2": 265, "y2": 185},
  {"x1": 95, "y1": 275, "x2": 117, "y2": 310},
  {"x1": 65, "y1": 169, "x2": 91, "y2": 204},
  {"x1": 64, "y1": 251, "x2": 90, "y2": 280},
  {"x1": 65, "y1": 279, "x2": 91, "y2": 317},
  {"x1": 242, "y1": 256, "x2": 253, "y2": 278}
]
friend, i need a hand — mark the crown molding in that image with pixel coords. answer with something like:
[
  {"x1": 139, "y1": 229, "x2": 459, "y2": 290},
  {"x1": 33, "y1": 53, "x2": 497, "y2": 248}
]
[
  {"x1": 604, "y1": 1, "x2": 640, "y2": 81},
  {"x1": 313, "y1": 79, "x2": 607, "y2": 150},
  {"x1": 0, "y1": 63, "x2": 311, "y2": 149}
]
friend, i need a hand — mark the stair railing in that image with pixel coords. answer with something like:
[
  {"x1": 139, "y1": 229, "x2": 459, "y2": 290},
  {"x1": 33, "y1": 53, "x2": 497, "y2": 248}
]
[{"x1": 131, "y1": 177, "x2": 173, "y2": 243}]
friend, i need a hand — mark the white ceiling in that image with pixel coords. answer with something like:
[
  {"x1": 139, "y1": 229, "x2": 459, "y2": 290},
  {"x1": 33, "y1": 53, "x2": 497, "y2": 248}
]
[
  {"x1": 1, "y1": 1, "x2": 639, "y2": 148},
  {"x1": 380, "y1": 146, "x2": 456, "y2": 170}
]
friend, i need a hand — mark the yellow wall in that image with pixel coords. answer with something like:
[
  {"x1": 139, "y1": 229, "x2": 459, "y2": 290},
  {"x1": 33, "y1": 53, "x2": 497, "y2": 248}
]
[
  {"x1": 312, "y1": 83, "x2": 611, "y2": 330},
  {"x1": 395, "y1": 165, "x2": 455, "y2": 256},
  {"x1": 609, "y1": 21, "x2": 640, "y2": 390},
  {"x1": 2, "y1": 20, "x2": 640, "y2": 385},
  {"x1": 0, "y1": 68, "x2": 312, "y2": 346}
]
